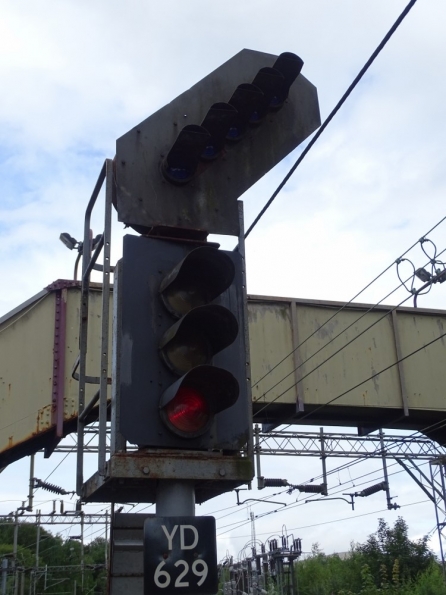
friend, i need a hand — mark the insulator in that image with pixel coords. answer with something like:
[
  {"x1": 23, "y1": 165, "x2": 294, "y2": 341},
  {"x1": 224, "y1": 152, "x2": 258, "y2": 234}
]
[
  {"x1": 293, "y1": 538, "x2": 302, "y2": 554},
  {"x1": 356, "y1": 481, "x2": 387, "y2": 497},
  {"x1": 33, "y1": 478, "x2": 71, "y2": 495},
  {"x1": 269, "y1": 539, "x2": 278, "y2": 551},
  {"x1": 295, "y1": 484, "x2": 325, "y2": 493},
  {"x1": 263, "y1": 478, "x2": 288, "y2": 487}
]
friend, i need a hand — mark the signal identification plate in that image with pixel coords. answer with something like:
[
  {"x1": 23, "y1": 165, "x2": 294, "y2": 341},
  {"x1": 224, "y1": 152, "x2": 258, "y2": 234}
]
[{"x1": 144, "y1": 516, "x2": 217, "y2": 595}]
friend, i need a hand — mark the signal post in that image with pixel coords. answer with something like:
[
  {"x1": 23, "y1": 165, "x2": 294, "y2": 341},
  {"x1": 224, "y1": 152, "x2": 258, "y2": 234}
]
[{"x1": 79, "y1": 48, "x2": 320, "y2": 593}]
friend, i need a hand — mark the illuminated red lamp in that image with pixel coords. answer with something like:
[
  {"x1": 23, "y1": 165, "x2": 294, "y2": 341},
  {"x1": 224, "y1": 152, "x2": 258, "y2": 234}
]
[
  {"x1": 165, "y1": 387, "x2": 210, "y2": 434},
  {"x1": 159, "y1": 365, "x2": 238, "y2": 438}
]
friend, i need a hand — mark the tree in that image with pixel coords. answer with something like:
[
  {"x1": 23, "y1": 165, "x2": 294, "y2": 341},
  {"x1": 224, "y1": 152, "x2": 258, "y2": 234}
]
[{"x1": 356, "y1": 517, "x2": 435, "y2": 584}]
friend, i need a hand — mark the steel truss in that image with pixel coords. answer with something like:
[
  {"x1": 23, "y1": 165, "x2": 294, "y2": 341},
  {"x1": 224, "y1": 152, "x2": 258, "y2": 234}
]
[
  {"x1": 256, "y1": 426, "x2": 446, "y2": 459},
  {"x1": 0, "y1": 514, "x2": 107, "y2": 526}
]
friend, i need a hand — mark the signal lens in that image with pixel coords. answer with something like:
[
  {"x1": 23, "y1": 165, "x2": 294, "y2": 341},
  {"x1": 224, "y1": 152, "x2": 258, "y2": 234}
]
[
  {"x1": 163, "y1": 284, "x2": 211, "y2": 317},
  {"x1": 162, "y1": 334, "x2": 212, "y2": 375},
  {"x1": 165, "y1": 387, "x2": 210, "y2": 434}
]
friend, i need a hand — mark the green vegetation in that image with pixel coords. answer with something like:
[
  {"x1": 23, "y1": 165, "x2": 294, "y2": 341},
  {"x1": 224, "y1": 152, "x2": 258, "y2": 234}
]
[
  {"x1": 0, "y1": 518, "x2": 107, "y2": 594},
  {"x1": 294, "y1": 517, "x2": 445, "y2": 595}
]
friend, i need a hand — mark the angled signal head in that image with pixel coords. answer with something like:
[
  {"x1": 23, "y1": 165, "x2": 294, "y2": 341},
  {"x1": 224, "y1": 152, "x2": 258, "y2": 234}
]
[
  {"x1": 162, "y1": 124, "x2": 211, "y2": 184},
  {"x1": 159, "y1": 246, "x2": 235, "y2": 318},
  {"x1": 159, "y1": 365, "x2": 239, "y2": 438},
  {"x1": 115, "y1": 49, "x2": 320, "y2": 236},
  {"x1": 159, "y1": 305, "x2": 238, "y2": 375}
]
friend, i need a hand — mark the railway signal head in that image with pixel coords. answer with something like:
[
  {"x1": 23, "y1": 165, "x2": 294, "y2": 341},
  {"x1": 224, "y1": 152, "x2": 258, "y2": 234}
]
[{"x1": 116, "y1": 235, "x2": 249, "y2": 451}]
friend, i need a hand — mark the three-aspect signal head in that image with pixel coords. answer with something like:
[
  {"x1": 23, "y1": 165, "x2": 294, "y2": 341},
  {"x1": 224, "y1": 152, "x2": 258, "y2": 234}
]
[
  {"x1": 116, "y1": 235, "x2": 249, "y2": 451},
  {"x1": 157, "y1": 246, "x2": 240, "y2": 439},
  {"x1": 162, "y1": 52, "x2": 304, "y2": 183}
]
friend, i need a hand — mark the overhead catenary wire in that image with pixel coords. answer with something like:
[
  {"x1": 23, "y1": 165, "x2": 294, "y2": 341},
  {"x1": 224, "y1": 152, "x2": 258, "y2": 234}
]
[
  {"x1": 253, "y1": 244, "x2": 446, "y2": 414},
  {"x1": 243, "y1": 0, "x2": 419, "y2": 241},
  {"x1": 209, "y1": 457, "x2": 431, "y2": 539},
  {"x1": 251, "y1": 235, "x2": 446, "y2": 399},
  {"x1": 218, "y1": 499, "x2": 429, "y2": 539},
  {"x1": 253, "y1": 286, "x2": 420, "y2": 418},
  {"x1": 216, "y1": 459, "x2": 426, "y2": 532},
  {"x1": 255, "y1": 328, "x2": 446, "y2": 424},
  {"x1": 252, "y1": 246, "x2": 446, "y2": 423}
]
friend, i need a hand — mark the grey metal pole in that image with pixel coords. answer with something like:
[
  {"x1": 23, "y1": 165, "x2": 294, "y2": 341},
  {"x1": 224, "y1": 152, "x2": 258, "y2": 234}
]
[
  {"x1": 28, "y1": 455, "x2": 35, "y2": 512},
  {"x1": 33, "y1": 512, "x2": 40, "y2": 595},
  {"x1": 379, "y1": 429, "x2": 393, "y2": 509},
  {"x1": 35, "y1": 512, "x2": 41, "y2": 570},
  {"x1": 14, "y1": 566, "x2": 19, "y2": 595},
  {"x1": 255, "y1": 425, "x2": 263, "y2": 489},
  {"x1": 320, "y1": 428, "x2": 328, "y2": 496},
  {"x1": 431, "y1": 461, "x2": 446, "y2": 579},
  {"x1": 1, "y1": 559, "x2": 7, "y2": 595},
  {"x1": 236, "y1": 201, "x2": 254, "y2": 465},
  {"x1": 81, "y1": 513, "x2": 85, "y2": 592},
  {"x1": 13, "y1": 512, "x2": 18, "y2": 563},
  {"x1": 155, "y1": 481, "x2": 195, "y2": 516},
  {"x1": 98, "y1": 160, "x2": 114, "y2": 475},
  {"x1": 104, "y1": 510, "x2": 108, "y2": 570}
]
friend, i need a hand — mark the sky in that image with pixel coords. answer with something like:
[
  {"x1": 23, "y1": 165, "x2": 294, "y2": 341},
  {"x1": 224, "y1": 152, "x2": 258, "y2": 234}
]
[{"x1": 1, "y1": 0, "x2": 446, "y2": 565}]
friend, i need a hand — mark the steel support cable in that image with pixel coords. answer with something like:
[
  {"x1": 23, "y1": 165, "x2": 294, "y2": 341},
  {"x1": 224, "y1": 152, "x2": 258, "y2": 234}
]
[
  {"x1": 213, "y1": 459, "x2": 412, "y2": 531},
  {"x1": 253, "y1": 247, "x2": 446, "y2": 409},
  {"x1": 251, "y1": 226, "x2": 446, "y2": 392},
  {"x1": 214, "y1": 489, "x2": 291, "y2": 522},
  {"x1": 243, "y1": 0, "x2": 418, "y2": 241},
  {"x1": 228, "y1": 458, "x2": 424, "y2": 528},
  {"x1": 303, "y1": 461, "x2": 426, "y2": 503},
  {"x1": 218, "y1": 462, "x2": 429, "y2": 532},
  {"x1": 214, "y1": 491, "x2": 289, "y2": 520},
  {"x1": 213, "y1": 462, "x2": 404, "y2": 528},
  {"x1": 40, "y1": 431, "x2": 96, "y2": 488}
]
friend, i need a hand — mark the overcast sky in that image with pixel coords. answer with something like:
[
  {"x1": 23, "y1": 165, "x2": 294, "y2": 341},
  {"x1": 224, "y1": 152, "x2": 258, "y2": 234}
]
[{"x1": 1, "y1": 0, "x2": 446, "y2": 563}]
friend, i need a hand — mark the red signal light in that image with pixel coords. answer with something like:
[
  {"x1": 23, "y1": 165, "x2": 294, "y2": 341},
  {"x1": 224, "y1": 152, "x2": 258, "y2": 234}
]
[{"x1": 165, "y1": 387, "x2": 211, "y2": 436}]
